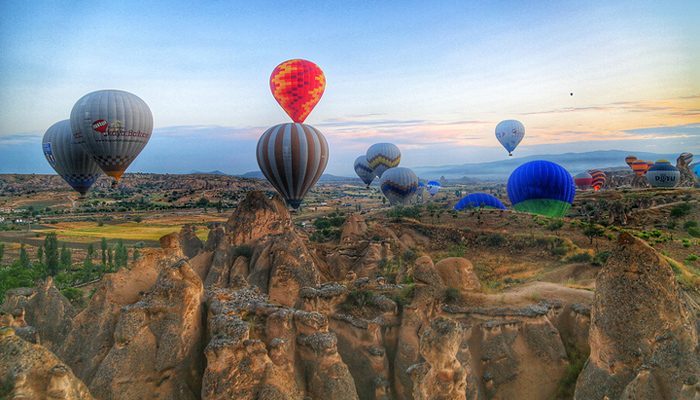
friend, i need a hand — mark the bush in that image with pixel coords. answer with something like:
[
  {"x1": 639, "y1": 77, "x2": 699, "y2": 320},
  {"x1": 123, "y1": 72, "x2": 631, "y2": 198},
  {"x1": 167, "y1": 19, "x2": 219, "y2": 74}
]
[
  {"x1": 684, "y1": 221, "x2": 698, "y2": 230},
  {"x1": 445, "y1": 287, "x2": 462, "y2": 303},
  {"x1": 688, "y1": 227, "x2": 700, "y2": 238},
  {"x1": 592, "y1": 250, "x2": 611, "y2": 266},
  {"x1": 485, "y1": 233, "x2": 507, "y2": 247},
  {"x1": 565, "y1": 252, "x2": 593, "y2": 263},
  {"x1": 61, "y1": 287, "x2": 84, "y2": 302},
  {"x1": 688, "y1": 255, "x2": 699, "y2": 262}
]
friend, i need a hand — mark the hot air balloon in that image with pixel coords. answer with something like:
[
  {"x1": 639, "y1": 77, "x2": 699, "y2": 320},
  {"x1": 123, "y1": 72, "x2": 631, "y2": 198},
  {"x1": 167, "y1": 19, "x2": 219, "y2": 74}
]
[
  {"x1": 573, "y1": 171, "x2": 593, "y2": 191},
  {"x1": 366, "y1": 143, "x2": 401, "y2": 178},
  {"x1": 630, "y1": 160, "x2": 648, "y2": 176},
  {"x1": 507, "y1": 160, "x2": 575, "y2": 218},
  {"x1": 270, "y1": 59, "x2": 325, "y2": 123},
  {"x1": 454, "y1": 193, "x2": 506, "y2": 210},
  {"x1": 647, "y1": 164, "x2": 680, "y2": 188},
  {"x1": 646, "y1": 160, "x2": 655, "y2": 170},
  {"x1": 256, "y1": 123, "x2": 328, "y2": 209},
  {"x1": 380, "y1": 167, "x2": 418, "y2": 206},
  {"x1": 694, "y1": 164, "x2": 700, "y2": 178},
  {"x1": 70, "y1": 90, "x2": 153, "y2": 187},
  {"x1": 495, "y1": 120, "x2": 525, "y2": 156},
  {"x1": 656, "y1": 159, "x2": 672, "y2": 165},
  {"x1": 354, "y1": 155, "x2": 376, "y2": 188},
  {"x1": 426, "y1": 181, "x2": 441, "y2": 196},
  {"x1": 416, "y1": 181, "x2": 426, "y2": 196},
  {"x1": 625, "y1": 155, "x2": 637, "y2": 167},
  {"x1": 588, "y1": 170, "x2": 606, "y2": 191},
  {"x1": 42, "y1": 120, "x2": 103, "y2": 199},
  {"x1": 680, "y1": 152, "x2": 693, "y2": 165}
]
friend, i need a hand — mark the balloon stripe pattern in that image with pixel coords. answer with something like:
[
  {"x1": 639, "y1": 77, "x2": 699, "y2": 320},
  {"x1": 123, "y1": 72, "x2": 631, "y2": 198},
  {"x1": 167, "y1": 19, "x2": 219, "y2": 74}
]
[
  {"x1": 573, "y1": 172, "x2": 593, "y2": 190},
  {"x1": 588, "y1": 170, "x2": 606, "y2": 191},
  {"x1": 625, "y1": 155, "x2": 637, "y2": 167},
  {"x1": 354, "y1": 155, "x2": 376, "y2": 187},
  {"x1": 380, "y1": 167, "x2": 418, "y2": 206},
  {"x1": 70, "y1": 90, "x2": 153, "y2": 182},
  {"x1": 257, "y1": 123, "x2": 328, "y2": 209},
  {"x1": 631, "y1": 160, "x2": 648, "y2": 176},
  {"x1": 366, "y1": 143, "x2": 401, "y2": 178},
  {"x1": 507, "y1": 160, "x2": 575, "y2": 218},
  {"x1": 270, "y1": 59, "x2": 325, "y2": 124},
  {"x1": 454, "y1": 193, "x2": 506, "y2": 210},
  {"x1": 42, "y1": 120, "x2": 103, "y2": 198},
  {"x1": 680, "y1": 152, "x2": 693, "y2": 165}
]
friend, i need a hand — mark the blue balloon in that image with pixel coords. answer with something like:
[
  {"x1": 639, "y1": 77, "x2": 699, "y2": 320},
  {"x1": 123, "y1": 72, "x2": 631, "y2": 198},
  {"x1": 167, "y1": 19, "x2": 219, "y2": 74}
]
[
  {"x1": 694, "y1": 163, "x2": 700, "y2": 178},
  {"x1": 454, "y1": 193, "x2": 506, "y2": 210},
  {"x1": 427, "y1": 181, "x2": 441, "y2": 196},
  {"x1": 507, "y1": 160, "x2": 575, "y2": 218}
]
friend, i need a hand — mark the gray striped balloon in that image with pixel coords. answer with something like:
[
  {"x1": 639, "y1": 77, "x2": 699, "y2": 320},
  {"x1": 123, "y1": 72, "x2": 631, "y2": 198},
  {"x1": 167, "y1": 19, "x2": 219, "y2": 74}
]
[
  {"x1": 256, "y1": 123, "x2": 329, "y2": 208},
  {"x1": 70, "y1": 90, "x2": 153, "y2": 185},
  {"x1": 42, "y1": 120, "x2": 103, "y2": 198}
]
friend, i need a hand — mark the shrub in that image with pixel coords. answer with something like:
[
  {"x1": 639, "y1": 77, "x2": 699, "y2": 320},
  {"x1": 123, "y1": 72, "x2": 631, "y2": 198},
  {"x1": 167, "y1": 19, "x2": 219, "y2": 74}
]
[
  {"x1": 61, "y1": 287, "x2": 84, "y2": 302},
  {"x1": 565, "y1": 252, "x2": 593, "y2": 263},
  {"x1": 485, "y1": 233, "x2": 507, "y2": 247},
  {"x1": 688, "y1": 255, "x2": 699, "y2": 262},
  {"x1": 689, "y1": 227, "x2": 700, "y2": 238},
  {"x1": 684, "y1": 221, "x2": 698, "y2": 230},
  {"x1": 445, "y1": 287, "x2": 462, "y2": 303},
  {"x1": 592, "y1": 250, "x2": 611, "y2": 266}
]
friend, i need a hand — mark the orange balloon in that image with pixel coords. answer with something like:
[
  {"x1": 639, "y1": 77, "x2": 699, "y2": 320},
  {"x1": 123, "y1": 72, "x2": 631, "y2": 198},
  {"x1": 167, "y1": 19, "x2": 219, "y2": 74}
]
[{"x1": 270, "y1": 59, "x2": 325, "y2": 123}]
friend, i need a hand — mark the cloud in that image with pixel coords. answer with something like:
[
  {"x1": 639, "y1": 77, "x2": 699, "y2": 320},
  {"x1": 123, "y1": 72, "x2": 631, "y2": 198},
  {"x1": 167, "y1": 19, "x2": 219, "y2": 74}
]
[
  {"x1": 0, "y1": 131, "x2": 43, "y2": 146},
  {"x1": 621, "y1": 123, "x2": 700, "y2": 138}
]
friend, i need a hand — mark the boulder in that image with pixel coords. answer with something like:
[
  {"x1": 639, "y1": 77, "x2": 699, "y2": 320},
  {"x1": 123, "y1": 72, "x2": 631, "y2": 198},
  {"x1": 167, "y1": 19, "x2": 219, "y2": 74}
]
[
  {"x1": 0, "y1": 329, "x2": 95, "y2": 399},
  {"x1": 434, "y1": 257, "x2": 481, "y2": 291},
  {"x1": 574, "y1": 232, "x2": 700, "y2": 399},
  {"x1": 88, "y1": 259, "x2": 205, "y2": 400},
  {"x1": 178, "y1": 224, "x2": 203, "y2": 259}
]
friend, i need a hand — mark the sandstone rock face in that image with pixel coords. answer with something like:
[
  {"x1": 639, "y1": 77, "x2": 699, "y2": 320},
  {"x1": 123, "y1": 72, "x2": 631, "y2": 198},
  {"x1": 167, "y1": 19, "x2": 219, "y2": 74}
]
[
  {"x1": 408, "y1": 317, "x2": 471, "y2": 400},
  {"x1": 574, "y1": 232, "x2": 700, "y2": 400},
  {"x1": 340, "y1": 213, "x2": 368, "y2": 245},
  {"x1": 58, "y1": 244, "x2": 185, "y2": 385},
  {"x1": 88, "y1": 259, "x2": 205, "y2": 400},
  {"x1": 179, "y1": 223, "x2": 204, "y2": 259},
  {"x1": 249, "y1": 228, "x2": 321, "y2": 307},
  {"x1": 434, "y1": 257, "x2": 481, "y2": 291},
  {"x1": 225, "y1": 191, "x2": 291, "y2": 247},
  {"x1": 1, "y1": 277, "x2": 76, "y2": 353},
  {"x1": 353, "y1": 242, "x2": 392, "y2": 279},
  {"x1": 0, "y1": 329, "x2": 94, "y2": 400}
]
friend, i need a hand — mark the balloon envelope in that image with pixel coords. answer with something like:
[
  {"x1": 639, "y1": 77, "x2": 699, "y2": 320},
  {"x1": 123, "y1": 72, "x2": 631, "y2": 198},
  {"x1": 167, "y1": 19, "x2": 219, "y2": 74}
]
[
  {"x1": 680, "y1": 152, "x2": 693, "y2": 165},
  {"x1": 625, "y1": 155, "x2": 637, "y2": 167},
  {"x1": 366, "y1": 143, "x2": 401, "y2": 178},
  {"x1": 270, "y1": 59, "x2": 325, "y2": 123},
  {"x1": 694, "y1": 164, "x2": 700, "y2": 178},
  {"x1": 495, "y1": 120, "x2": 525, "y2": 156},
  {"x1": 42, "y1": 120, "x2": 103, "y2": 198},
  {"x1": 588, "y1": 169, "x2": 606, "y2": 191},
  {"x1": 256, "y1": 123, "x2": 329, "y2": 209},
  {"x1": 573, "y1": 171, "x2": 593, "y2": 190},
  {"x1": 454, "y1": 193, "x2": 506, "y2": 210},
  {"x1": 507, "y1": 160, "x2": 575, "y2": 218},
  {"x1": 70, "y1": 90, "x2": 153, "y2": 183},
  {"x1": 647, "y1": 164, "x2": 680, "y2": 188},
  {"x1": 354, "y1": 155, "x2": 376, "y2": 188},
  {"x1": 631, "y1": 160, "x2": 648, "y2": 176},
  {"x1": 380, "y1": 167, "x2": 418, "y2": 206},
  {"x1": 427, "y1": 181, "x2": 441, "y2": 196},
  {"x1": 416, "y1": 181, "x2": 426, "y2": 196}
]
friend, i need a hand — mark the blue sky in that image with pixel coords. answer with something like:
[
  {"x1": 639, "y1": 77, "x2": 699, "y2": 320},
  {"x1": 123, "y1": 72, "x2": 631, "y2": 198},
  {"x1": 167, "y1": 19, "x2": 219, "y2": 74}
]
[{"x1": 1, "y1": 0, "x2": 698, "y2": 176}]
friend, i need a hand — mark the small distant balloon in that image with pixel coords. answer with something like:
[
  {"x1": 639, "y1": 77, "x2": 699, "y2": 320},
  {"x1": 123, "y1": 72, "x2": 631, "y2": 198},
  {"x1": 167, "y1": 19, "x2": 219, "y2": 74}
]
[
  {"x1": 625, "y1": 155, "x2": 637, "y2": 167},
  {"x1": 680, "y1": 152, "x2": 693, "y2": 165},
  {"x1": 426, "y1": 181, "x2": 441, "y2": 196},
  {"x1": 588, "y1": 170, "x2": 606, "y2": 191},
  {"x1": 631, "y1": 160, "x2": 648, "y2": 176},
  {"x1": 570, "y1": 92, "x2": 573, "y2": 96},
  {"x1": 454, "y1": 193, "x2": 506, "y2": 211},
  {"x1": 366, "y1": 143, "x2": 401, "y2": 178},
  {"x1": 573, "y1": 171, "x2": 593, "y2": 191},
  {"x1": 270, "y1": 59, "x2": 325, "y2": 123},
  {"x1": 694, "y1": 164, "x2": 700, "y2": 178},
  {"x1": 495, "y1": 120, "x2": 525, "y2": 156},
  {"x1": 354, "y1": 155, "x2": 376, "y2": 188}
]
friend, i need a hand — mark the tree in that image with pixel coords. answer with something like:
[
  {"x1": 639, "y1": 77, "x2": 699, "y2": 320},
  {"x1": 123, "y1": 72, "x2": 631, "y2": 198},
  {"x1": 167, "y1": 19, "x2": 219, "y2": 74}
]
[
  {"x1": 133, "y1": 248, "x2": 141, "y2": 262},
  {"x1": 197, "y1": 197, "x2": 210, "y2": 212},
  {"x1": 37, "y1": 246, "x2": 44, "y2": 265},
  {"x1": 100, "y1": 237, "x2": 108, "y2": 267},
  {"x1": 60, "y1": 244, "x2": 72, "y2": 269},
  {"x1": 19, "y1": 244, "x2": 30, "y2": 269},
  {"x1": 583, "y1": 224, "x2": 606, "y2": 247},
  {"x1": 546, "y1": 219, "x2": 565, "y2": 236},
  {"x1": 114, "y1": 239, "x2": 128, "y2": 269},
  {"x1": 0, "y1": 243, "x2": 4, "y2": 265},
  {"x1": 44, "y1": 232, "x2": 60, "y2": 276}
]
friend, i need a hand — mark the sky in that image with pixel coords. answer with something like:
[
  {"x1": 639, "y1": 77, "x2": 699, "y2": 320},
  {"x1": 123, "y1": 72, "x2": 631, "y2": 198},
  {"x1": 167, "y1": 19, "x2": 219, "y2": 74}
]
[{"x1": 1, "y1": 0, "x2": 699, "y2": 177}]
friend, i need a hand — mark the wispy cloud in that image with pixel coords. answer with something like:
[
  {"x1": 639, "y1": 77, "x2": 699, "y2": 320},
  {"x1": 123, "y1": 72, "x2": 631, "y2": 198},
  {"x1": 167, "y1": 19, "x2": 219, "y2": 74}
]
[
  {"x1": 621, "y1": 123, "x2": 700, "y2": 138},
  {"x1": 0, "y1": 131, "x2": 43, "y2": 146}
]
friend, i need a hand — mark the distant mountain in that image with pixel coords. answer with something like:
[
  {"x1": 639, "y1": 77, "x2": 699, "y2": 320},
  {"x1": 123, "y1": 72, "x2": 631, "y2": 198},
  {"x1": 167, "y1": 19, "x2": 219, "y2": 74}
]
[
  {"x1": 236, "y1": 171, "x2": 355, "y2": 181},
  {"x1": 186, "y1": 170, "x2": 229, "y2": 175},
  {"x1": 412, "y1": 150, "x2": 682, "y2": 181}
]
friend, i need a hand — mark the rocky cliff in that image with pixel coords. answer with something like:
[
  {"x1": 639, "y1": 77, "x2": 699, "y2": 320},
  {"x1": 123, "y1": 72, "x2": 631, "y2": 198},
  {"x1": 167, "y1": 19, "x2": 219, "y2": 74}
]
[{"x1": 3, "y1": 191, "x2": 698, "y2": 399}]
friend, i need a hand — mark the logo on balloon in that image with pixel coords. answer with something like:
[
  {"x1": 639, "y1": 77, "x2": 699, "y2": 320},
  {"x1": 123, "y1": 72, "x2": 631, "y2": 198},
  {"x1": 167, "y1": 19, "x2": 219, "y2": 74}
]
[{"x1": 92, "y1": 120, "x2": 108, "y2": 133}]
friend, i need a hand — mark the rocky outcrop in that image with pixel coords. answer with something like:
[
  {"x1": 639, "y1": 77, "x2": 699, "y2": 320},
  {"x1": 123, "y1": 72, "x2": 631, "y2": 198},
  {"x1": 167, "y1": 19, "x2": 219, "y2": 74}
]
[
  {"x1": 1, "y1": 277, "x2": 76, "y2": 353},
  {"x1": 58, "y1": 240, "x2": 185, "y2": 386},
  {"x1": 0, "y1": 329, "x2": 94, "y2": 400},
  {"x1": 340, "y1": 213, "x2": 368, "y2": 245},
  {"x1": 249, "y1": 228, "x2": 321, "y2": 307},
  {"x1": 574, "y1": 232, "x2": 700, "y2": 400},
  {"x1": 88, "y1": 259, "x2": 205, "y2": 400},
  {"x1": 179, "y1": 224, "x2": 204, "y2": 259},
  {"x1": 408, "y1": 317, "x2": 476, "y2": 400},
  {"x1": 434, "y1": 257, "x2": 481, "y2": 291},
  {"x1": 225, "y1": 191, "x2": 290, "y2": 247}
]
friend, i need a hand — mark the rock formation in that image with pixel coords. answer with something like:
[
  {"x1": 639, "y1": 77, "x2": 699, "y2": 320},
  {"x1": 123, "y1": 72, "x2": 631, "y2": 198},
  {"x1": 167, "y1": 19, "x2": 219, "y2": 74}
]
[
  {"x1": 574, "y1": 232, "x2": 700, "y2": 399},
  {"x1": 434, "y1": 257, "x2": 481, "y2": 291},
  {"x1": 0, "y1": 328, "x2": 95, "y2": 400}
]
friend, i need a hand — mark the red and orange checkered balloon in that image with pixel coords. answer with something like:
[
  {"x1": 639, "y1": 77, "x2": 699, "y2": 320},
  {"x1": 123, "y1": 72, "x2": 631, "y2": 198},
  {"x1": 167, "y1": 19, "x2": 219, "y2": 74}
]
[{"x1": 270, "y1": 59, "x2": 325, "y2": 123}]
